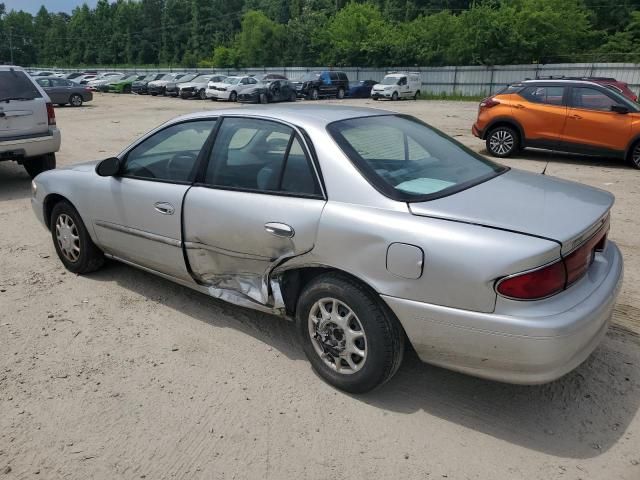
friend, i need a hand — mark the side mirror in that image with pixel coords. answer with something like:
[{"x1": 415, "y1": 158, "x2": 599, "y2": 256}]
[
  {"x1": 96, "y1": 157, "x2": 121, "y2": 177},
  {"x1": 611, "y1": 105, "x2": 629, "y2": 114}
]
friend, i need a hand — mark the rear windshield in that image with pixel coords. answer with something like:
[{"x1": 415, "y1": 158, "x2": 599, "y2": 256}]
[
  {"x1": 0, "y1": 70, "x2": 42, "y2": 101},
  {"x1": 327, "y1": 115, "x2": 507, "y2": 202}
]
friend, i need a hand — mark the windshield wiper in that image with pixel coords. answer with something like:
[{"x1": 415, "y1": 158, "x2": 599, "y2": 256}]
[{"x1": 0, "y1": 97, "x2": 36, "y2": 103}]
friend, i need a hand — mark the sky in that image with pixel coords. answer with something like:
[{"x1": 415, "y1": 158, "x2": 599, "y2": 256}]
[{"x1": 2, "y1": 0, "x2": 99, "y2": 14}]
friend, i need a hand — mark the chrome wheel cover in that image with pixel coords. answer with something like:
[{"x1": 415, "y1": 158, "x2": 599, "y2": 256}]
[
  {"x1": 489, "y1": 129, "x2": 515, "y2": 155},
  {"x1": 55, "y1": 214, "x2": 80, "y2": 263},
  {"x1": 71, "y1": 95, "x2": 82, "y2": 106},
  {"x1": 308, "y1": 297, "x2": 367, "y2": 375}
]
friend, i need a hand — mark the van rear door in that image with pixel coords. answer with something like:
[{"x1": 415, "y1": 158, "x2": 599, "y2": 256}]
[{"x1": 0, "y1": 69, "x2": 49, "y2": 140}]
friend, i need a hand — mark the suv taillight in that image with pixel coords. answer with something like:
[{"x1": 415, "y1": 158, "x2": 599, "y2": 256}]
[
  {"x1": 46, "y1": 102, "x2": 56, "y2": 126},
  {"x1": 479, "y1": 97, "x2": 499, "y2": 109},
  {"x1": 496, "y1": 221, "x2": 609, "y2": 300}
]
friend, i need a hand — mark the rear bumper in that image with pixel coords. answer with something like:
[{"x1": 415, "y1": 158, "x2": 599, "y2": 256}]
[
  {"x1": 383, "y1": 242, "x2": 623, "y2": 384},
  {"x1": 472, "y1": 123, "x2": 483, "y2": 138},
  {"x1": 0, "y1": 129, "x2": 61, "y2": 159}
]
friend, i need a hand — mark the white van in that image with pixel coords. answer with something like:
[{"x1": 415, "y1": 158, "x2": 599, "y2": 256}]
[
  {"x1": 0, "y1": 65, "x2": 60, "y2": 177},
  {"x1": 371, "y1": 72, "x2": 422, "y2": 100}
]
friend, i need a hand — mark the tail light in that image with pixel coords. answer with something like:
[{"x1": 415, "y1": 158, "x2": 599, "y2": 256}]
[
  {"x1": 479, "y1": 97, "x2": 499, "y2": 109},
  {"x1": 46, "y1": 102, "x2": 56, "y2": 126},
  {"x1": 497, "y1": 220, "x2": 609, "y2": 300}
]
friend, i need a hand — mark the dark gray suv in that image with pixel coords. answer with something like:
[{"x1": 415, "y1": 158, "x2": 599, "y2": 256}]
[{"x1": 294, "y1": 71, "x2": 350, "y2": 100}]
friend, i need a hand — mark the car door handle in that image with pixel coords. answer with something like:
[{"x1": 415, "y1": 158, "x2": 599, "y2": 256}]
[
  {"x1": 514, "y1": 104, "x2": 526, "y2": 109},
  {"x1": 570, "y1": 114, "x2": 582, "y2": 120},
  {"x1": 154, "y1": 202, "x2": 175, "y2": 215},
  {"x1": 265, "y1": 222, "x2": 295, "y2": 238}
]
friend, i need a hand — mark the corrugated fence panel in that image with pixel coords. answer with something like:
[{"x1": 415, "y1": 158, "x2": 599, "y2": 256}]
[{"x1": 31, "y1": 63, "x2": 640, "y2": 97}]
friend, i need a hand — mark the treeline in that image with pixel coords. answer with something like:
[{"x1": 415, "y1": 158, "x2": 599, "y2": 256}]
[{"x1": 0, "y1": 0, "x2": 639, "y2": 68}]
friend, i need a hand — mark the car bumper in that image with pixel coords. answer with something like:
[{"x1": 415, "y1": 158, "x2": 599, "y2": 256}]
[
  {"x1": 371, "y1": 90, "x2": 393, "y2": 98},
  {"x1": 207, "y1": 90, "x2": 231, "y2": 100},
  {"x1": 165, "y1": 89, "x2": 179, "y2": 97},
  {"x1": 0, "y1": 129, "x2": 61, "y2": 159},
  {"x1": 472, "y1": 123, "x2": 483, "y2": 139},
  {"x1": 382, "y1": 242, "x2": 623, "y2": 384}
]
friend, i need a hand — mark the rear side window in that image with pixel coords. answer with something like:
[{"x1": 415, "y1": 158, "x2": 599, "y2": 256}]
[
  {"x1": 0, "y1": 70, "x2": 42, "y2": 101},
  {"x1": 519, "y1": 86, "x2": 564, "y2": 105},
  {"x1": 204, "y1": 117, "x2": 321, "y2": 197}
]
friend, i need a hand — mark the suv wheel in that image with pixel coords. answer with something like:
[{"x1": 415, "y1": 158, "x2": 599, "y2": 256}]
[
  {"x1": 23, "y1": 153, "x2": 56, "y2": 178},
  {"x1": 486, "y1": 126, "x2": 519, "y2": 158},
  {"x1": 391, "y1": 91, "x2": 399, "y2": 101},
  {"x1": 296, "y1": 273, "x2": 405, "y2": 393},
  {"x1": 69, "y1": 94, "x2": 83, "y2": 107},
  {"x1": 337, "y1": 88, "x2": 345, "y2": 99},
  {"x1": 309, "y1": 89, "x2": 319, "y2": 101},
  {"x1": 630, "y1": 141, "x2": 640, "y2": 169}
]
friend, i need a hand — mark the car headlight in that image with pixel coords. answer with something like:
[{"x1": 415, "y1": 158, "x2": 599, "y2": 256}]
[{"x1": 31, "y1": 180, "x2": 37, "y2": 196}]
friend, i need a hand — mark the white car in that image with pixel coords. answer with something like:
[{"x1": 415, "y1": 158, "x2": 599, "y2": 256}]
[
  {"x1": 0, "y1": 65, "x2": 61, "y2": 177},
  {"x1": 371, "y1": 72, "x2": 422, "y2": 101},
  {"x1": 205, "y1": 76, "x2": 259, "y2": 102}
]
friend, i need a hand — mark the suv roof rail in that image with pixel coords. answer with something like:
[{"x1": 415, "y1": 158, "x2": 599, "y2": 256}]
[{"x1": 386, "y1": 71, "x2": 421, "y2": 75}]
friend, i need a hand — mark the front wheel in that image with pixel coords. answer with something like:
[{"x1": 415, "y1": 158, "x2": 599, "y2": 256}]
[
  {"x1": 259, "y1": 93, "x2": 268, "y2": 104},
  {"x1": 337, "y1": 88, "x2": 345, "y2": 99},
  {"x1": 414, "y1": 90, "x2": 420, "y2": 100},
  {"x1": 309, "y1": 88, "x2": 319, "y2": 101},
  {"x1": 289, "y1": 91, "x2": 296, "y2": 102},
  {"x1": 50, "y1": 201, "x2": 104, "y2": 274},
  {"x1": 629, "y1": 141, "x2": 640, "y2": 169},
  {"x1": 24, "y1": 153, "x2": 56, "y2": 178},
  {"x1": 199, "y1": 89, "x2": 207, "y2": 100},
  {"x1": 486, "y1": 126, "x2": 519, "y2": 158},
  {"x1": 229, "y1": 91, "x2": 237, "y2": 102},
  {"x1": 69, "y1": 94, "x2": 83, "y2": 107},
  {"x1": 391, "y1": 91, "x2": 399, "y2": 101},
  {"x1": 296, "y1": 273, "x2": 405, "y2": 393}
]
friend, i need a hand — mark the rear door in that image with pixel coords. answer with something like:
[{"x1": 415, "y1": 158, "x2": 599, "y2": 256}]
[
  {"x1": 563, "y1": 86, "x2": 632, "y2": 154},
  {"x1": 0, "y1": 69, "x2": 49, "y2": 140},
  {"x1": 512, "y1": 85, "x2": 568, "y2": 148},
  {"x1": 50, "y1": 78, "x2": 72, "y2": 104},
  {"x1": 183, "y1": 116, "x2": 326, "y2": 306}
]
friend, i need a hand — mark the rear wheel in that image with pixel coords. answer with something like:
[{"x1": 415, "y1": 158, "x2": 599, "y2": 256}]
[
  {"x1": 629, "y1": 141, "x2": 640, "y2": 169},
  {"x1": 50, "y1": 201, "x2": 104, "y2": 274},
  {"x1": 414, "y1": 90, "x2": 420, "y2": 100},
  {"x1": 486, "y1": 125, "x2": 519, "y2": 158},
  {"x1": 289, "y1": 91, "x2": 296, "y2": 102},
  {"x1": 296, "y1": 273, "x2": 405, "y2": 393},
  {"x1": 69, "y1": 94, "x2": 83, "y2": 107},
  {"x1": 23, "y1": 153, "x2": 56, "y2": 178},
  {"x1": 123, "y1": 84, "x2": 131, "y2": 94}
]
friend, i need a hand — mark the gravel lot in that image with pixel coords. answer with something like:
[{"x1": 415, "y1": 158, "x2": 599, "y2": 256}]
[{"x1": 1, "y1": 94, "x2": 639, "y2": 480}]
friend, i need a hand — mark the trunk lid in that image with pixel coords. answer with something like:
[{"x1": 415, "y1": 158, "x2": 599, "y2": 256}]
[{"x1": 409, "y1": 169, "x2": 613, "y2": 253}]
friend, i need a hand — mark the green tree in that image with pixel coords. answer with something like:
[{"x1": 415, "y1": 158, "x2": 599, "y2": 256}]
[{"x1": 237, "y1": 10, "x2": 285, "y2": 66}]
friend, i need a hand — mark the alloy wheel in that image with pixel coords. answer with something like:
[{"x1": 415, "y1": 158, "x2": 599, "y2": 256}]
[
  {"x1": 70, "y1": 95, "x2": 82, "y2": 107},
  {"x1": 632, "y1": 144, "x2": 640, "y2": 168},
  {"x1": 489, "y1": 129, "x2": 515, "y2": 156},
  {"x1": 308, "y1": 297, "x2": 367, "y2": 375},
  {"x1": 55, "y1": 214, "x2": 80, "y2": 263}
]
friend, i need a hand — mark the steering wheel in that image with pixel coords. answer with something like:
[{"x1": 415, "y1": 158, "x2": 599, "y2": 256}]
[{"x1": 166, "y1": 151, "x2": 198, "y2": 181}]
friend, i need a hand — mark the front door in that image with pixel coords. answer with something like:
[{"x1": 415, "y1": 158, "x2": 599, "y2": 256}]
[
  {"x1": 183, "y1": 116, "x2": 326, "y2": 306},
  {"x1": 562, "y1": 86, "x2": 632, "y2": 155},
  {"x1": 512, "y1": 85, "x2": 568, "y2": 148},
  {"x1": 92, "y1": 118, "x2": 218, "y2": 281}
]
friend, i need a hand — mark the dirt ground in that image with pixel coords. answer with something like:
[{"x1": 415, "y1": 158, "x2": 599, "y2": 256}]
[{"x1": 1, "y1": 94, "x2": 639, "y2": 480}]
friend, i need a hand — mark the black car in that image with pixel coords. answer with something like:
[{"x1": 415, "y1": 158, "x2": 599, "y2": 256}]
[
  {"x1": 165, "y1": 73, "x2": 202, "y2": 97},
  {"x1": 237, "y1": 80, "x2": 298, "y2": 104},
  {"x1": 294, "y1": 71, "x2": 349, "y2": 100},
  {"x1": 348, "y1": 79, "x2": 378, "y2": 98},
  {"x1": 131, "y1": 73, "x2": 167, "y2": 94}
]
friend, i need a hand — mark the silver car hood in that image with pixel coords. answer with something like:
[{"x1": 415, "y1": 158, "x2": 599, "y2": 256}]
[
  {"x1": 409, "y1": 169, "x2": 613, "y2": 249},
  {"x1": 61, "y1": 160, "x2": 100, "y2": 172}
]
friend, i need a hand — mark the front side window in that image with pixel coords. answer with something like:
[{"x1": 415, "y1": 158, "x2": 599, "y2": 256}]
[
  {"x1": 571, "y1": 87, "x2": 623, "y2": 111},
  {"x1": 328, "y1": 115, "x2": 506, "y2": 201},
  {"x1": 204, "y1": 117, "x2": 321, "y2": 196},
  {"x1": 519, "y1": 86, "x2": 565, "y2": 106},
  {"x1": 121, "y1": 120, "x2": 217, "y2": 182}
]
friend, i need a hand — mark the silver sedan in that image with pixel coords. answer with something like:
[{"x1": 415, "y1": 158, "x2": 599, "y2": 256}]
[{"x1": 31, "y1": 105, "x2": 623, "y2": 393}]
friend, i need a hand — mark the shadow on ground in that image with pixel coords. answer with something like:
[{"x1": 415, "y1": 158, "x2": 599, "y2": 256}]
[
  {"x1": 0, "y1": 161, "x2": 31, "y2": 202},
  {"x1": 89, "y1": 260, "x2": 640, "y2": 460}
]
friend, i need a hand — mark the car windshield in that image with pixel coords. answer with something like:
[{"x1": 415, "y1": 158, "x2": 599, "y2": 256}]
[
  {"x1": 0, "y1": 70, "x2": 42, "y2": 101},
  {"x1": 192, "y1": 76, "x2": 211, "y2": 84},
  {"x1": 178, "y1": 74, "x2": 198, "y2": 83},
  {"x1": 328, "y1": 115, "x2": 507, "y2": 201},
  {"x1": 160, "y1": 74, "x2": 176, "y2": 80},
  {"x1": 302, "y1": 72, "x2": 321, "y2": 81},
  {"x1": 122, "y1": 75, "x2": 138, "y2": 82},
  {"x1": 382, "y1": 77, "x2": 400, "y2": 85},
  {"x1": 225, "y1": 77, "x2": 241, "y2": 85}
]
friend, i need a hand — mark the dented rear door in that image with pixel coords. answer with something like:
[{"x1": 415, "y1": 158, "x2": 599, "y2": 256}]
[{"x1": 183, "y1": 116, "x2": 326, "y2": 307}]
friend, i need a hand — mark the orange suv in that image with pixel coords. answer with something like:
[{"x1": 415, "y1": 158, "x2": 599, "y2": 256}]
[{"x1": 472, "y1": 80, "x2": 640, "y2": 169}]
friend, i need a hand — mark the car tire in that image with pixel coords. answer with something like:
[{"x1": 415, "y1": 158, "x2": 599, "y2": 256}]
[
  {"x1": 289, "y1": 91, "x2": 296, "y2": 102},
  {"x1": 150, "y1": 93, "x2": 157, "y2": 96},
  {"x1": 414, "y1": 90, "x2": 420, "y2": 100},
  {"x1": 372, "y1": 97, "x2": 379, "y2": 101},
  {"x1": 296, "y1": 272, "x2": 405, "y2": 394},
  {"x1": 486, "y1": 125, "x2": 519, "y2": 158},
  {"x1": 629, "y1": 141, "x2": 640, "y2": 169},
  {"x1": 310, "y1": 89, "x2": 319, "y2": 101},
  {"x1": 123, "y1": 85, "x2": 132, "y2": 94},
  {"x1": 50, "y1": 201, "x2": 105, "y2": 274},
  {"x1": 229, "y1": 91, "x2": 237, "y2": 102},
  {"x1": 69, "y1": 94, "x2": 83, "y2": 107},
  {"x1": 259, "y1": 93, "x2": 268, "y2": 104},
  {"x1": 391, "y1": 91, "x2": 399, "y2": 101},
  {"x1": 337, "y1": 88, "x2": 345, "y2": 99},
  {"x1": 199, "y1": 89, "x2": 207, "y2": 100},
  {"x1": 23, "y1": 153, "x2": 56, "y2": 178}
]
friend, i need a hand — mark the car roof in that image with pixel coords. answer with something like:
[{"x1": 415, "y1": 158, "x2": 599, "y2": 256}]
[
  {"x1": 173, "y1": 105, "x2": 395, "y2": 129},
  {"x1": 0, "y1": 65, "x2": 25, "y2": 72}
]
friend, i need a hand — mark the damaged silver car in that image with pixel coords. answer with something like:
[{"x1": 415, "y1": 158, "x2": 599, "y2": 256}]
[{"x1": 31, "y1": 105, "x2": 623, "y2": 393}]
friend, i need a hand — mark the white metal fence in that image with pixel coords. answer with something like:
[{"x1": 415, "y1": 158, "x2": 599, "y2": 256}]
[{"x1": 32, "y1": 63, "x2": 640, "y2": 96}]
